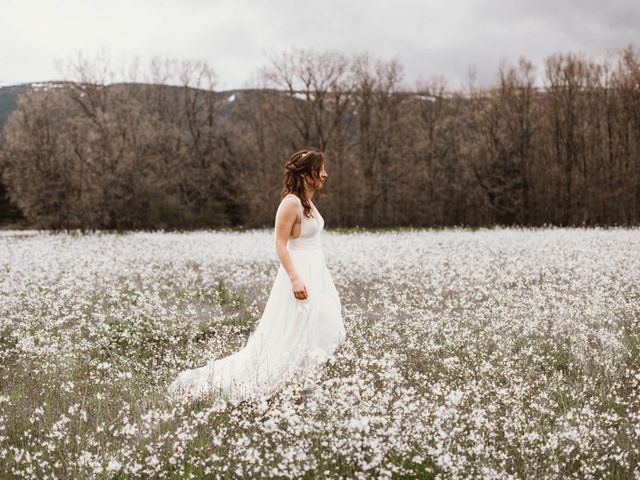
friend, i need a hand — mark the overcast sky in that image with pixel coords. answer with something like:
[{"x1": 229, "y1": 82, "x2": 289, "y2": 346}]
[{"x1": 1, "y1": 0, "x2": 639, "y2": 91}]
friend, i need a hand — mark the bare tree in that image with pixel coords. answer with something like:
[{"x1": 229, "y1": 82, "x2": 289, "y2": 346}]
[{"x1": 2, "y1": 45, "x2": 640, "y2": 229}]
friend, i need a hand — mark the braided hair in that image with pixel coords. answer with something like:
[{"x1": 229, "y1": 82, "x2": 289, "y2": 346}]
[{"x1": 280, "y1": 149, "x2": 324, "y2": 218}]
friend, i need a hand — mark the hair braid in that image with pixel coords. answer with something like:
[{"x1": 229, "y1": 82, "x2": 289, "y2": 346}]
[{"x1": 280, "y1": 149, "x2": 324, "y2": 218}]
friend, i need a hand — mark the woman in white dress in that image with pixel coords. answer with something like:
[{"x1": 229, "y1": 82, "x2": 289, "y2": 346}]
[{"x1": 168, "y1": 149, "x2": 346, "y2": 403}]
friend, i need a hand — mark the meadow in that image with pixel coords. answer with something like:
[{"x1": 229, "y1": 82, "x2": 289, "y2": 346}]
[{"x1": 0, "y1": 227, "x2": 639, "y2": 479}]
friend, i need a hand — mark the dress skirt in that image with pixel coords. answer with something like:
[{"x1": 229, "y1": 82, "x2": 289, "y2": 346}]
[{"x1": 167, "y1": 245, "x2": 346, "y2": 404}]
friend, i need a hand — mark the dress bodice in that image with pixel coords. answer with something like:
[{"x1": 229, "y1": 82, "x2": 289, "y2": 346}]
[{"x1": 278, "y1": 194, "x2": 324, "y2": 250}]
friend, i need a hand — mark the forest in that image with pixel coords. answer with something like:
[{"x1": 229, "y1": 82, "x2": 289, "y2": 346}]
[{"x1": 0, "y1": 45, "x2": 639, "y2": 230}]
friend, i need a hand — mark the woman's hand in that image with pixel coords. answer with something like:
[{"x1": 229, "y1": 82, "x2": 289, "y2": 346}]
[{"x1": 292, "y1": 278, "x2": 308, "y2": 300}]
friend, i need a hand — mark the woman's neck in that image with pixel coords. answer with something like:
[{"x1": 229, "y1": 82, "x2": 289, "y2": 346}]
[{"x1": 303, "y1": 186, "x2": 314, "y2": 201}]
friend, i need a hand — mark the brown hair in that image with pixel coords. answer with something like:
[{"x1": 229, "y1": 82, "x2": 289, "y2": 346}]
[{"x1": 280, "y1": 149, "x2": 324, "y2": 218}]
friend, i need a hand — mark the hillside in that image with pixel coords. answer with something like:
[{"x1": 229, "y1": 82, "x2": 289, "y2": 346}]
[
  {"x1": 0, "y1": 84, "x2": 33, "y2": 131},
  {"x1": 0, "y1": 82, "x2": 262, "y2": 133}
]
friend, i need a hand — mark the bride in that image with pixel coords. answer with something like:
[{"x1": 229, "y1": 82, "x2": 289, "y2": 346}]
[{"x1": 168, "y1": 149, "x2": 346, "y2": 403}]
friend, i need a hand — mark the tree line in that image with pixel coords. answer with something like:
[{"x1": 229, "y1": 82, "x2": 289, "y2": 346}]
[{"x1": 1, "y1": 45, "x2": 639, "y2": 230}]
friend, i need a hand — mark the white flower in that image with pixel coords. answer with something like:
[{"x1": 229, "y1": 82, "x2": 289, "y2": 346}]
[
  {"x1": 446, "y1": 390, "x2": 464, "y2": 406},
  {"x1": 349, "y1": 415, "x2": 370, "y2": 433},
  {"x1": 77, "y1": 451, "x2": 92, "y2": 467},
  {"x1": 212, "y1": 397, "x2": 227, "y2": 412},
  {"x1": 437, "y1": 452, "x2": 453, "y2": 469}
]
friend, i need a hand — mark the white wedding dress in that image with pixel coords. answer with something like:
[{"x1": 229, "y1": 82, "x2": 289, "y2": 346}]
[{"x1": 167, "y1": 194, "x2": 346, "y2": 403}]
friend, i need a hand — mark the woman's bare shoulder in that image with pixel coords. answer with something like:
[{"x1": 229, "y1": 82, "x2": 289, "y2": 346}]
[
  {"x1": 279, "y1": 194, "x2": 300, "y2": 207},
  {"x1": 282, "y1": 193, "x2": 300, "y2": 202},
  {"x1": 277, "y1": 195, "x2": 300, "y2": 214}
]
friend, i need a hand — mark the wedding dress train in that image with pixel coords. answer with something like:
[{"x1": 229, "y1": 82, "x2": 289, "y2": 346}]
[{"x1": 167, "y1": 194, "x2": 346, "y2": 403}]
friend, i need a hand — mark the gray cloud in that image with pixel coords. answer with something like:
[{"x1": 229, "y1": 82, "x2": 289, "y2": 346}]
[{"x1": 0, "y1": 0, "x2": 639, "y2": 90}]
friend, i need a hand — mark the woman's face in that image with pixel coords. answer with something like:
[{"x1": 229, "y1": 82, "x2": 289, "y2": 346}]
[
  {"x1": 318, "y1": 163, "x2": 328, "y2": 187},
  {"x1": 305, "y1": 162, "x2": 328, "y2": 190}
]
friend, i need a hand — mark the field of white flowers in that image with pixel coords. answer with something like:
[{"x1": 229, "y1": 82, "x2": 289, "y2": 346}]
[{"x1": 1, "y1": 227, "x2": 639, "y2": 479}]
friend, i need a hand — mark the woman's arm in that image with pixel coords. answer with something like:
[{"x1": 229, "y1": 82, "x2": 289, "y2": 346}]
[
  {"x1": 274, "y1": 197, "x2": 301, "y2": 281},
  {"x1": 274, "y1": 197, "x2": 308, "y2": 299}
]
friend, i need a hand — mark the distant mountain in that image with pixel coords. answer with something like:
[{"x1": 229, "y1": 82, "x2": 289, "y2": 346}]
[
  {"x1": 0, "y1": 82, "x2": 265, "y2": 133},
  {"x1": 0, "y1": 84, "x2": 33, "y2": 131}
]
